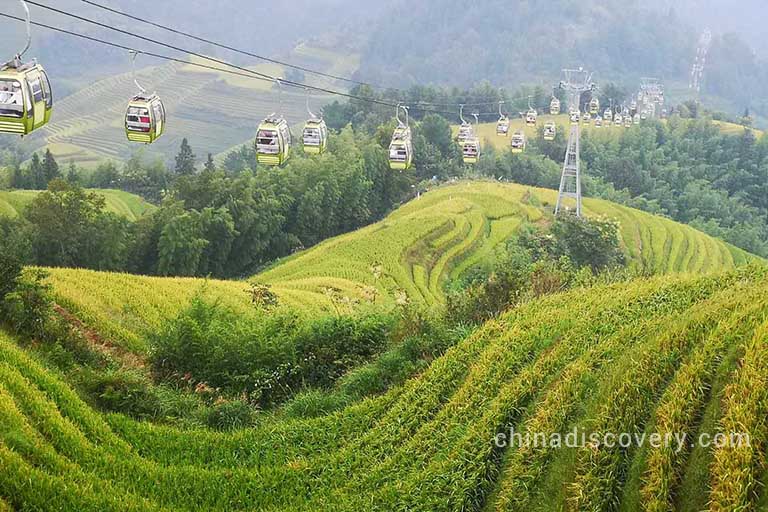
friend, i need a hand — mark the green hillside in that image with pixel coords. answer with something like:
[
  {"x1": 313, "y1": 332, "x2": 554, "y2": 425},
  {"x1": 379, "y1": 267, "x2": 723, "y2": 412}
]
[
  {"x1": 0, "y1": 189, "x2": 155, "y2": 221},
  {"x1": 1, "y1": 267, "x2": 766, "y2": 510},
  {"x1": 45, "y1": 181, "x2": 759, "y2": 352}
]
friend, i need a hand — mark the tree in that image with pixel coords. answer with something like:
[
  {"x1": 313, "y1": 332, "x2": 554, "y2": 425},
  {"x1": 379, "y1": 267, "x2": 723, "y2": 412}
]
[
  {"x1": 157, "y1": 210, "x2": 208, "y2": 276},
  {"x1": 174, "y1": 138, "x2": 196, "y2": 176},
  {"x1": 204, "y1": 153, "x2": 216, "y2": 173},
  {"x1": 24, "y1": 179, "x2": 129, "y2": 269},
  {"x1": 550, "y1": 216, "x2": 625, "y2": 272},
  {"x1": 66, "y1": 161, "x2": 79, "y2": 185},
  {"x1": 42, "y1": 149, "x2": 60, "y2": 184},
  {"x1": 28, "y1": 153, "x2": 46, "y2": 189},
  {"x1": 10, "y1": 164, "x2": 26, "y2": 189}
]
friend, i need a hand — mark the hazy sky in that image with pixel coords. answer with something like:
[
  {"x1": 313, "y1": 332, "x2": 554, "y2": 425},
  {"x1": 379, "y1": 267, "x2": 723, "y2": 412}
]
[{"x1": 650, "y1": 0, "x2": 768, "y2": 53}]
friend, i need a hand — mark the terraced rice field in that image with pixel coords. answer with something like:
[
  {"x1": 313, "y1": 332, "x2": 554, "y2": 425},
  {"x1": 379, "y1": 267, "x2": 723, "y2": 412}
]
[
  {"x1": 0, "y1": 189, "x2": 155, "y2": 221},
  {"x1": 45, "y1": 181, "x2": 759, "y2": 352},
  {"x1": 1, "y1": 267, "x2": 767, "y2": 510},
  {"x1": 24, "y1": 45, "x2": 342, "y2": 167}
]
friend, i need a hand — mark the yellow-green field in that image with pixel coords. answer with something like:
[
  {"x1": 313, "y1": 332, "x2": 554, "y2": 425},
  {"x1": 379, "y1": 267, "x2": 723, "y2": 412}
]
[
  {"x1": 45, "y1": 181, "x2": 759, "y2": 352},
  {"x1": 1, "y1": 266, "x2": 767, "y2": 510},
  {"x1": 0, "y1": 189, "x2": 155, "y2": 221},
  {"x1": 458, "y1": 115, "x2": 763, "y2": 152}
]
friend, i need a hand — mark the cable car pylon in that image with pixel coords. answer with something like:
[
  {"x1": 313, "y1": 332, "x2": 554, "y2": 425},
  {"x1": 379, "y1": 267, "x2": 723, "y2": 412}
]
[{"x1": 554, "y1": 68, "x2": 595, "y2": 218}]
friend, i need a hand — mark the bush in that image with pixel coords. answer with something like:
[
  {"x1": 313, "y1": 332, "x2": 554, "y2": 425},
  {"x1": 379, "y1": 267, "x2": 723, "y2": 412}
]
[
  {"x1": 80, "y1": 368, "x2": 161, "y2": 419},
  {"x1": 550, "y1": 215, "x2": 625, "y2": 271},
  {"x1": 1, "y1": 268, "x2": 53, "y2": 340},
  {"x1": 294, "y1": 314, "x2": 392, "y2": 388},
  {"x1": 151, "y1": 297, "x2": 394, "y2": 406},
  {"x1": 0, "y1": 250, "x2": 22, "y2": 300},
  {"x1": 205, "y1": 399, "x2": 257, "y2": 431}
]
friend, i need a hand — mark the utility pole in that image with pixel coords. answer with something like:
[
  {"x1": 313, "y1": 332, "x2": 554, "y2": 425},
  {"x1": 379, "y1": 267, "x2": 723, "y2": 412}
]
[{"x1": 555, "y1": 68, "x2": 595, "y2": 218}]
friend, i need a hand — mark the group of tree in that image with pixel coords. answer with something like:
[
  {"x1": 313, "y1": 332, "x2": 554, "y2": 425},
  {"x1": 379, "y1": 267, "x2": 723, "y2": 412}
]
[
  {"x1": 3, "y1": 89, "x2": 768, "y2": 278},
  {"x1": 0, "y1": 129, "x2": 414, "y2": 277}
]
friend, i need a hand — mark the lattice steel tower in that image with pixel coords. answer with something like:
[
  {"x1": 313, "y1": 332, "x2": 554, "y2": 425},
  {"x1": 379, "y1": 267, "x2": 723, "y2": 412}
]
[{"x1": 555, "y1": 68, "x2": 595, "y2": 217}]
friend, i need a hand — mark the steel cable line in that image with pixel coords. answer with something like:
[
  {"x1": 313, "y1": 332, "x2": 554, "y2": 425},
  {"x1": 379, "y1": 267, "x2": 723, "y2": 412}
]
[
  {"x1": 0, "y1": 10, "x2": 507, "y2": 117},
  {"x1": 79, "y1": 0, "x2": 535, "y2": 108},
  {"x1": 34, "y1": 0, "x2": 539, "y2": 110},
  {"x1": 78, "y1": 0, "x2": 382, "y2": 90}
]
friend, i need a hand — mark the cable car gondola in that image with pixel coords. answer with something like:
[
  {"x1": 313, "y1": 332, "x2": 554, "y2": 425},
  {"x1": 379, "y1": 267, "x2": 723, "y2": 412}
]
[
  {"x1": 603, "y1": 107, "x2": 613, "y2": 122},
  {"x1": 456, "y1": 104, "x2": 474, "y2": 143},
  {"x1": 569, "y1": 109, "x2": 580, "y2": 125},
  {"x1": 633, "y1": 113, "x2": 640, "y2": 125},
  {"x1": 510, "y1": 130, "x2": 525, "y2": 153},
  {"x1": 125, "y1": 94, "x2": 165, "y2": 144},
  {"x1": 524, "y1": 98, "x2": 537, "y2": 126},
  {"x1": 302, "y1": 118, "x2": 327, "y2": 155},
  {"x1": 594, "y1": 117, "x2": 603, "y2": 128},
  {"x1": 624, "y1": 115, "x2": 632, "y2": 128},
  {"x1": 389, "y1": 105, "x2": 413, "y2": 170},
  {"x1": 550, "y1": 97, "x2": 561, "y2": 115},
  {"x1": 462, "y1": 137, "x2": 480, "y2": 164},
  {"x1": 543, "y1": 121, "x2": 556, "y2": 141},
  {"x1": 496, "y1": 101, "x2": 510, "y2": 136},
  {"x1": 302, "y1": 92, "x2": 327, "y2": 154},
  {"x1": 125, "y1": 52, "x2": 165, "y2": 144},
  {"x1": 0, "y1": 0, "x2": 53, "y2": 136},
  {"x1": 582, "y1": 112, "x2": 591, "y2": 126},
  {"x1": 256, "y1": 79, "x2": 291, "y2": 166},
  {"x1": 256, "y1": 116, "x2": 291, "y2": 166},
  {"x1": 614, "y1": 112, "x2": 623, "y2": 125}
]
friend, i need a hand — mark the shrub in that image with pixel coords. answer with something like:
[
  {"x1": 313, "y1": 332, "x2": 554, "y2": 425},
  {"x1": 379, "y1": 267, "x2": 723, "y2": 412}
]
[
  {"x1": 1, "y1": 268, "x2": 53, "y2": 340},
  {"x1": 151, "y1": 297, "x2": 394, "y2": 406},
  {"x1": 550, "y1": 215, "x2": 625, "y2": 271},
  {"x1": 205, "y1": 399, "x2": 257, "y2": 431},
  {"x1": 80, "y1": 368, "x2": 161, "y2": 419}
]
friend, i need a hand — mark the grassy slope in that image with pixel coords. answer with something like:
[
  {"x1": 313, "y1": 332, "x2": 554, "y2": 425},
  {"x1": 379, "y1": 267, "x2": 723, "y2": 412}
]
[
  {"x1": 45, "y1": 181, "x2": 760, "y2": 353},
  {"x1": 0, "y1": 267, "x2": 766, "y2": 510},
  {"x1": 0, "y1": 189, "x2": 155, "y2": 221}
]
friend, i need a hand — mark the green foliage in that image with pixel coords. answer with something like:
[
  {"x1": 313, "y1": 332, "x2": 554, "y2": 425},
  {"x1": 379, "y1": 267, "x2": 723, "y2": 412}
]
[
  {"x1": 23, "y1": 180, "x2": 130, "y2": 270},
  {"x1": 580, "y1": 118, "x2": 768, "y2": 257},
  {"x1": 0, "y1": 239, "x2": 24, "y2": 300},
  {"x1": 447, "y1": 216, "x2": 625, "y2": 324},
  {"x1": 151, "y1": 297, "x2": 392, "y2": 406},
  {"x1": 204, "y1": 399, "x2": 257, "y2": 431},
  {"x1": 550, "y1": 215, "x2": 626, "y2": 271},
  {"x1": 0, "y1": 265, "x2": 767, "y2": 510},
  {"x1": 0, "y1": 268, "x2": 53, "y2": 340},
  {"x1": 80, "y1": 368, "x2": 161, "y2": 419},
  {"x1": 174, "y1": 138, "x2": 197, "y2": 176}
]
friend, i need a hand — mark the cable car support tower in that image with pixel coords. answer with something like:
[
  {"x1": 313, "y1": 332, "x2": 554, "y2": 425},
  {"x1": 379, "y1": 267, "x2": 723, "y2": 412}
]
[{"x1": 555, "y1": 68, "x2": 595, "y2": 218}]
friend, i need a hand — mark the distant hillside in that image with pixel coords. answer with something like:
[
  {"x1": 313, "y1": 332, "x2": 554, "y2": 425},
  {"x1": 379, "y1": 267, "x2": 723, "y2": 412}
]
[
  {"x1": 46, "y1": 181, "x2": 759, "y2": 351},
  {"x1": 357, "y1": 0, "x2": 694, "y2": 88},
  {"x1": 0, "y1": 188, "x2": 154, "y2": 221}
]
